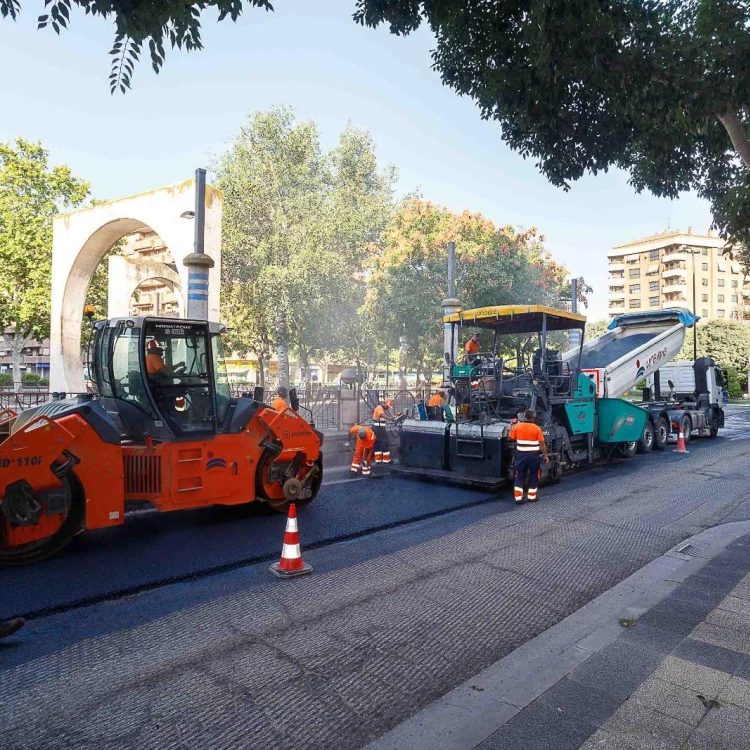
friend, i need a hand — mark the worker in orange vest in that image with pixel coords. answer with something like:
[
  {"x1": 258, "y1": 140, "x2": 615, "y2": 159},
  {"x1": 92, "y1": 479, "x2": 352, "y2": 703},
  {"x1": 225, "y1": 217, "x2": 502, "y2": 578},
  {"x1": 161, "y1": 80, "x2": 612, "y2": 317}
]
[
  {"x1": 464, "y1": 332, "x2": 481, "y2": 363},
  {"x1": 372, "y1": 398, "x2": 394, "y2": 463},
  {"x1": 508, "y1": 409, "x2": 549, "y2": 504},
  {"x1": 427, "y1": 390, "x2": 447, "y2": 420},
  {"x1": 271, "y1": 386, "x2": 289, "y2": 412},
  {"x1": 349, "y1": 425, "x2": 377, "y2": 476}
]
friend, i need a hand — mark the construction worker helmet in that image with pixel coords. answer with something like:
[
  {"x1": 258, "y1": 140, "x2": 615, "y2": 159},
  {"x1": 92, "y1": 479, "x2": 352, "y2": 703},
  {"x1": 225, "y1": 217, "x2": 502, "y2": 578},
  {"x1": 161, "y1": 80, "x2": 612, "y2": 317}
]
[
  {"x1": 385, "y1": 398, "x2": 394, "y2": 408},
  {"x1": 358, "y1": 427, "x2": 367, "y2": 440}
]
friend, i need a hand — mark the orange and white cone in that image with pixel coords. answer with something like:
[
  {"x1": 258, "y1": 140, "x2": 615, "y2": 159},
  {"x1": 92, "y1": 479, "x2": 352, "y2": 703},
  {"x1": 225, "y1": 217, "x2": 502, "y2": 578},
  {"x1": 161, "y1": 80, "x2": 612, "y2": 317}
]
[
  {"x1": 269, "y1": 503, "x2": 313, "y2": 578},
  {"x1": 673, "y1": 429, "x2": 689, "y2": 454}
]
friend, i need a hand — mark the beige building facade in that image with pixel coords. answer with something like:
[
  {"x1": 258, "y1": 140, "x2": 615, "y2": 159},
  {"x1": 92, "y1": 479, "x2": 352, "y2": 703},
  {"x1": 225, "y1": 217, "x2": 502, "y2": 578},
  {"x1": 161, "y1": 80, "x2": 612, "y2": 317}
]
[{"x1": 607, "y1": 229, "x2": 749, "y2": 322}]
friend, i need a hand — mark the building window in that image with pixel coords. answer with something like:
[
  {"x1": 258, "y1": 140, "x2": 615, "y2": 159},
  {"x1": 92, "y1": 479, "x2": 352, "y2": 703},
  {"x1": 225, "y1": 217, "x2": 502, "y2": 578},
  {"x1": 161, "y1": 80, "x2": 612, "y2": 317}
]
[
  {"x1": 702, "y1": 294, "x2": 709, "y2": 302},
  {"x1": 649, "y1": 250, "x2": 659, "y2": 261},
  {"x1": 732, "y1": 295, "x2": 738, "y2": 303},
  {"x1": 609, "y1": 286, "x2": 623, "y2": 293},
  {"x1": 702, "y1": 249, "x2": 708, "y2": 255},
  {"x1": 629, "y1": 284, "x2": 641, "y2": 294},
  {"x1": 627, "y1": 258, "x2": 638, "y2": 264},
  {"x1": 610, "y1": 301, "x2": 625, "y2": 309},
  {"x1": 717, "y1": 309, "x2": 725, "y2": 317},
  {"x1": 732, "y1": 280, "x2": 739, "y2": 288},
  {"x1": 649, "y1": 281, "x2": 659, "y2": 291},
  {"x1": 702, "y1": 278, "x2": 709, "y2": 287},
  {"x1": 702, "y1": 262, "x2": 708, "y2": 271},
  {"x1": 718, "y1": 294, "x2": 725, "y2": 303},
  {"x1": 731, "y1": 310, "x2": 739, "y2": 319},
  {"x1": 649, "y1": 296, "x2": 659, "y2": 307},
  {"x1": 629, "y1": 299, "x2": 641, "y2": 309},
  {"x1": 702, "y1": 309, "x2": 709, "y2": 317},
  {"x1": 718, "y1": 278, "x2": 725, "y2": 287},
  {"x1": 610, "y1": 256, "x2": 624, "y2": 264},
  {"x1": 629, "y1": 268, "x2": 640, "y2": 279}
]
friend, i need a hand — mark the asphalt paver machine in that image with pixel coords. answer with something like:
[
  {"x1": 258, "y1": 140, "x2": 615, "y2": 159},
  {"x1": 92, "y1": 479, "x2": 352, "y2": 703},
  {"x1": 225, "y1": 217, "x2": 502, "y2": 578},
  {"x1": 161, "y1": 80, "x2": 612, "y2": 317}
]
[
  {"x1": 394, "y1": 305, "x2": 648, "y2": 490},
  {"x1": 0, "y1": 316, "x2": 323, "y2": 565}
]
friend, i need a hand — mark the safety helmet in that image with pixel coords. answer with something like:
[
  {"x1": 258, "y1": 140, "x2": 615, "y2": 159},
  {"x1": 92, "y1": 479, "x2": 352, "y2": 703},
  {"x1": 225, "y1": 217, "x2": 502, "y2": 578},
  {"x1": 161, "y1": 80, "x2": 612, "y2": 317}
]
[
  {"x1": 358, "y1": 427, "x2": 367, "y2": 440},
  {"x1": 385, "y1": 398, "x2": 394, "y2": 408}
]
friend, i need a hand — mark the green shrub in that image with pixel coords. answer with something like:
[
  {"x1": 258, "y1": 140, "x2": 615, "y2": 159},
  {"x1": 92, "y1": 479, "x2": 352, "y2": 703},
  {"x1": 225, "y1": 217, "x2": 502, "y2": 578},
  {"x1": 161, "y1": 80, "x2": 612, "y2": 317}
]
[
  {"x1": 21, "y1": 372, "x2": 41, "y2": 385},
  {"x1": 39, "y1": 377, "x2": 49, "y2": 387},
  {"x1": 725, "y1": 366, "x2": 744, "y2": 400},
  {"x1": 0, "y1": 373, "x2": 13, "y2": 387}
]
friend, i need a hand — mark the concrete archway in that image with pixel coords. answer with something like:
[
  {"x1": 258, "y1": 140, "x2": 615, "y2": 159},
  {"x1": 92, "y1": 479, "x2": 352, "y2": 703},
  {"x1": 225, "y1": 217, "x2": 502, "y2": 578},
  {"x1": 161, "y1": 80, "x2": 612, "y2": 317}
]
[
  {"x1": 107, "y1": 255, "x2": 184, "y2": 318},
  {"x1": 50, "y1": 180, "x2": 221, "y2": 393}
]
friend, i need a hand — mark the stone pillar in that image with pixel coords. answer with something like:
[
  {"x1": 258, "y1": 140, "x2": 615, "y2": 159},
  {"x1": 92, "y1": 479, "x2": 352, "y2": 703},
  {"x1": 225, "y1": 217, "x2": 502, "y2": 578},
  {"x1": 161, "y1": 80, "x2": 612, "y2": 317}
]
[{"x1": 442, "y1": 296, "x2": 461, "y2": 383}]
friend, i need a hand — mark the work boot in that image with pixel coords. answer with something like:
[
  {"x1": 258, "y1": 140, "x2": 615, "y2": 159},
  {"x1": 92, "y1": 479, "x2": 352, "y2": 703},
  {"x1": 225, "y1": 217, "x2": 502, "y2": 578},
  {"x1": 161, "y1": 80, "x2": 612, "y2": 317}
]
[{"x1": 0, "y1": 617, "x2": 25, "y2": 640}]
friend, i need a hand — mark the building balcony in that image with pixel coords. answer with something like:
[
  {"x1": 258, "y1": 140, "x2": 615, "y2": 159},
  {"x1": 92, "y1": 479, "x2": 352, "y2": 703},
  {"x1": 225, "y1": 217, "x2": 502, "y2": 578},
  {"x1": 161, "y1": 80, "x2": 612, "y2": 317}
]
[
  {"x1": 608, "y1": 263, "x2": 625, "y2": 272},
  {"x1": 662, "y1": 268, "x2": 686, "y2": 279},
  {"x1": 662, "y1": 250, "x2": 689, "y2": 262},
  {"x1": 663, "y1": 300, "x2": 688, "y2": 310},
  {"x1": 608, "y1": 292, "x2": 625, "y2": 300},
  {"x1": 743, "y1": 288, "x2": 750, "y2": 297},
  {"x1": 662, "y1": 283, "x2": 687, "y2": 294}
]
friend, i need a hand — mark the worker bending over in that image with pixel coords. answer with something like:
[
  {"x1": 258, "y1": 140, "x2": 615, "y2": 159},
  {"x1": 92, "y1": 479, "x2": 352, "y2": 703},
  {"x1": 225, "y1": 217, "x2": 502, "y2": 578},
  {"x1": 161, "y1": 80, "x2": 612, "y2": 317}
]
[
  {"x1": 349, "y1": 425, "x2": 376, "y2": 476},
  {"x1": 427, "y1": 390, "x2": 447, "y2": 420},
  {"x1": 372, "y1": 398, "x2": 394, "y2": 463},
  {"x1": 508, "y1": 409, "x2": 549, "y2": 504},
  {"x1": 272, "y1": 386, "x2": 289, "y2": 413}
]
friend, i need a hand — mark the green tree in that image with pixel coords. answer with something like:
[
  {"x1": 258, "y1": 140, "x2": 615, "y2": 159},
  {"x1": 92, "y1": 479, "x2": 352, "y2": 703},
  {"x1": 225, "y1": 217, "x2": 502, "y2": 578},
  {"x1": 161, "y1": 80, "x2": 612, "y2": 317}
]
[
  {"x1": 725, "y1": 365, "x2": 744, "y2": 399},
  {"x1": 357, "y1": 1, "x2": 750, "y2": 267},
  {"x1": 585, "y1": 320, "x2": 611, "y2": 342},
  {"x1": 217, "y1": 107, "x2": 394, "y2": 387},
  {"x1": 368, "y1": 198, "x2": 569, "y2": 382},
  {"x1": 0, "y1": 139, "x2": 89, "y2": 383},
  {"x1": 674, "y1": 319, "x2": 750, "y2": 371}
]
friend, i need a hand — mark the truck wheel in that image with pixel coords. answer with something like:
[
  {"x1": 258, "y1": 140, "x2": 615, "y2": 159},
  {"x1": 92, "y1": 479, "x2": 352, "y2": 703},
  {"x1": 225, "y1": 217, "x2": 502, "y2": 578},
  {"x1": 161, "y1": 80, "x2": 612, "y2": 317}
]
[
  {"x1": 653, "y1": 416, "x2": 669, "y2": 450},
  {"x1": 709, "y1": 426, "x2": 719, "y2": 438},
  {"x1": 681, "y1": 416, "x2": 692, "y2": 444},
  {"x1": 619, "y1": 441, "x2": 638, "y2": 458},
  {"x1": 637, "y1": 422, "x2": 654, "y2": 453}
]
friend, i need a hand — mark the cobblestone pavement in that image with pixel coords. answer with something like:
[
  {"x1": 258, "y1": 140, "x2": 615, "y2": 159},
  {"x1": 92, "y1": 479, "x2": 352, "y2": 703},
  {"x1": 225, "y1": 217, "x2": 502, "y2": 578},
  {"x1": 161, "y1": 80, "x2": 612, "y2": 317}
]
[
  {"x1": 3, "y1": 433, "x2": 750, "y2": 749},
  {"x1": 479, "y1": 534, "x2": 750, "y2": 750}
]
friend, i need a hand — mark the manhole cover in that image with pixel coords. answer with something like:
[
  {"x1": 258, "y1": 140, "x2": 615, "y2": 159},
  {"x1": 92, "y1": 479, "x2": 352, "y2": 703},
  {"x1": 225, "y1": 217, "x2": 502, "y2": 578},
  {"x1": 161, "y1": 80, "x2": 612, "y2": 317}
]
[{"x1": 676, "y1": 543, "x2": 702, "y2": 557}]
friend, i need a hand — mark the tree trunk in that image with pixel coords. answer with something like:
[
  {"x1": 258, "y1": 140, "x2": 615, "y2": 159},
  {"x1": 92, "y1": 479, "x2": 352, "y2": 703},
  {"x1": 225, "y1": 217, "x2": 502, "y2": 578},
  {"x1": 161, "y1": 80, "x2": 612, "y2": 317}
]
[
  {"x1": 718, "y1": 111, "x2": 750, "y2": 169},
  {"x1": 258, "y1": 358, "x2": 266, "y2": 391},
  {"x1": 4, "y1": 331, "x2": 30, "y2": 390},
  {"x1": 275, "y1": 308, "x2": 291, "y2": 388},
  {"x1": 299, "y1": 343, "x2": 309, "y2": 390}
]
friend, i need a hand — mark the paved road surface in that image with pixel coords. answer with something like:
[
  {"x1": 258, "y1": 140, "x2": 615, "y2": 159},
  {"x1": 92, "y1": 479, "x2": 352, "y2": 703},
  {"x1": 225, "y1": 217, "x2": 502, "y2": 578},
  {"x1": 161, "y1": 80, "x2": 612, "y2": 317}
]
[{"x1": 2, "y1": 407, "x2": 750, "y2": 749}]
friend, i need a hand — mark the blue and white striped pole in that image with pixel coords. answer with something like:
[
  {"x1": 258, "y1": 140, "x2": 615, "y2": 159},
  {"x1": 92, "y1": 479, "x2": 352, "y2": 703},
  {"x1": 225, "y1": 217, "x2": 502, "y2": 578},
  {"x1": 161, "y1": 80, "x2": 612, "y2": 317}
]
[{"x1": 183, "y1": 168, "x2": 215, "y2": 320}]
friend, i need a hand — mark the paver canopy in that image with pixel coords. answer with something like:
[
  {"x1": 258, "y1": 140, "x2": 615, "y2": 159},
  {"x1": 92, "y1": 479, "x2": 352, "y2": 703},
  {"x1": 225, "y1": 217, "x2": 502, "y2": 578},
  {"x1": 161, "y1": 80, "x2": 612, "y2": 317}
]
[{"x1": 50, "y1": 180, "x2": 221, "y2": 393}]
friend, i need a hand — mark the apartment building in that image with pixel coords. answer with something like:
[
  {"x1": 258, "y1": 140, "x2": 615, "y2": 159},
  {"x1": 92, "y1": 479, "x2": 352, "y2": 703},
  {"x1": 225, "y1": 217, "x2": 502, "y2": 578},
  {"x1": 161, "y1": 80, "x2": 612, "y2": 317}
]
[
  {"x1": 607, "y1": 229, "x2": 749, "y2": 322},
  {"x1": 123, "y1": 230, "x2": 181, "y2": 317}
]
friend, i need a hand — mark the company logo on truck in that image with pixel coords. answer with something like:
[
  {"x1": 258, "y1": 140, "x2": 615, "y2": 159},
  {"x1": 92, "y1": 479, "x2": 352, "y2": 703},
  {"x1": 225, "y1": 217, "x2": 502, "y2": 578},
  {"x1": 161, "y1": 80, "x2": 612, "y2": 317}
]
[{"x1": 636, "y1": 346, "x2": 669, "y2": 379}]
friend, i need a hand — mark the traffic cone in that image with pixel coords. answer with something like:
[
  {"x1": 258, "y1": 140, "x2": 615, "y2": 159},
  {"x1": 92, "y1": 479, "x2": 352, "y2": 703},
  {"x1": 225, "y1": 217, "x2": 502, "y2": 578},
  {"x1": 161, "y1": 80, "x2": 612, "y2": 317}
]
[
  {"x1": 673, "y1": 429, "x2": 689, "y2": 454},
  {"x1": 269, "y1": 503, "x2": 313, "y2": 578}
]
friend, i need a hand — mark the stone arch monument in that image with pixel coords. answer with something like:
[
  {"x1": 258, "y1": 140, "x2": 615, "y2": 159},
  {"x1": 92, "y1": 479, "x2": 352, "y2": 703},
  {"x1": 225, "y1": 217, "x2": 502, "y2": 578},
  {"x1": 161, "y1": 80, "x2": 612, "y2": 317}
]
[{"x1": 50, "y1": 179, "x2": 222, "y2": 393}]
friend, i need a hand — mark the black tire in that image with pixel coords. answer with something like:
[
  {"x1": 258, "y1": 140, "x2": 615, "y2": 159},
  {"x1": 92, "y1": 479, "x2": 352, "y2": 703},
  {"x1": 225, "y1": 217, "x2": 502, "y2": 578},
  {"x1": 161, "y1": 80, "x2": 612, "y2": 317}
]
[
  {"x1": 619, "y1": 441, "x2": 638, "y2": 458},
  {"x1": 653, "y1": 416, "x2": 669, "y2": 450},
  {"x1": 0, "y1": 474, "x2": 85, "y2": 567},
  {"x1": 681, "y1": 416, "x2": 692, "y2": 444},
  {"x1": 709, "y1": 426, "x2": 719, "y2": 438},
  {"x1": 637, "y1": 421, "x2": 654, "y2": 453}
]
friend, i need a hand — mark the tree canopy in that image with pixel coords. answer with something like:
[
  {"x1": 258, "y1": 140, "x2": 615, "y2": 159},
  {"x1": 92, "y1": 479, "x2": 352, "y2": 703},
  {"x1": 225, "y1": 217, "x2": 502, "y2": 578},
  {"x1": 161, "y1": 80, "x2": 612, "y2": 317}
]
[
  {"x1": 216, "y1": 106, "x2": 394, "y2": 387},
  {"x1": 0, "y1": 138, "x2": 89, "y2": 380},
  {"x1": 367, "y1": 198, "x2": 570, "y2": 379}
]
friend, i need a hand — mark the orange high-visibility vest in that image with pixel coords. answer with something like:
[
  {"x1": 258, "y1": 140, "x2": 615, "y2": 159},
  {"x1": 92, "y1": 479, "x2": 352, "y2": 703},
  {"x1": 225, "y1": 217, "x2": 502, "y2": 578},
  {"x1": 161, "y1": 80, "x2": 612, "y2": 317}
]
[{"x1": 509, "y1": 421, "x2": 545, "y2": 453}]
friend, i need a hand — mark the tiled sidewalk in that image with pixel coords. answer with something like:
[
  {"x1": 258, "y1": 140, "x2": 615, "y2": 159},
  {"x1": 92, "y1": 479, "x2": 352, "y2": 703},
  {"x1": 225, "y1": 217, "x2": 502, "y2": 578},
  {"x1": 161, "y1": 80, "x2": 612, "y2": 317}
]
[{"x1": 480, "y1": 534, "x2": 750, "y2": 749}]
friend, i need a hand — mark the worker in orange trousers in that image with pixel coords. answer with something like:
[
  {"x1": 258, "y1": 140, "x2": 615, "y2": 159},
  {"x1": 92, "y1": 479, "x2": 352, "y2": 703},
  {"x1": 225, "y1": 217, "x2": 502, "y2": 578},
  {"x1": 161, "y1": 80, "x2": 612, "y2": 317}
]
[
  {"x1": 349, "y1": 425, "x2": 377, "y2": 476},
  {"x1": 372, "y1": 398, "x2": 394, "y2": 463}
]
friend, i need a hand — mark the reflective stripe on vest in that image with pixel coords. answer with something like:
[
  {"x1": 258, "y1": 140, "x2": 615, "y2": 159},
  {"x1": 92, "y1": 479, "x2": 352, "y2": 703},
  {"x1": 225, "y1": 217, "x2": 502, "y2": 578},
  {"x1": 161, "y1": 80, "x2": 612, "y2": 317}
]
[{"x1": 516, "y1": 439, "x2": 540, "y2": 452}]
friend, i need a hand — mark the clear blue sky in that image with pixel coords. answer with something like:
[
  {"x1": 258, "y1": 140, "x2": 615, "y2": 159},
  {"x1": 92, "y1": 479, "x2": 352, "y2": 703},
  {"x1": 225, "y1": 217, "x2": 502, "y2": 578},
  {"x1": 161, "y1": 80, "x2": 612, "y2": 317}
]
[{"x1": 0, "y1": 0, "x2": 712, "y2": 319}]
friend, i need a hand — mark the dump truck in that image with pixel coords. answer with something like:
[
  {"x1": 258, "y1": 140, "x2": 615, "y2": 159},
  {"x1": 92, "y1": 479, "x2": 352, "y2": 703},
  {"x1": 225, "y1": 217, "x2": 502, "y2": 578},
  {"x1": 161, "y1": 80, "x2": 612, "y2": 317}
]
[
  {"x1": 0, "y1": 316, "x2": 323, "y2": 565},
  {"x1": 394, "y1": 305, "x2": 651, "y2": 490}
]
